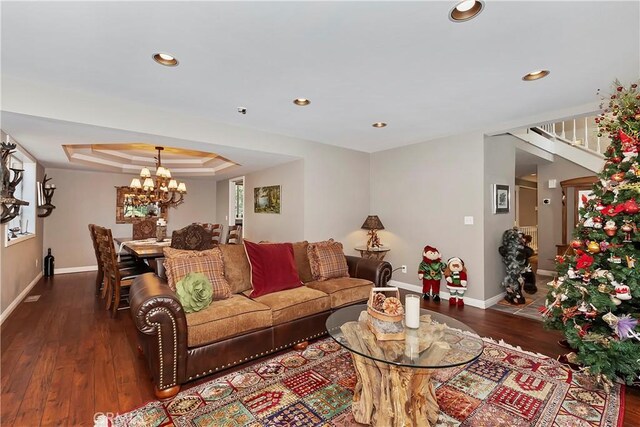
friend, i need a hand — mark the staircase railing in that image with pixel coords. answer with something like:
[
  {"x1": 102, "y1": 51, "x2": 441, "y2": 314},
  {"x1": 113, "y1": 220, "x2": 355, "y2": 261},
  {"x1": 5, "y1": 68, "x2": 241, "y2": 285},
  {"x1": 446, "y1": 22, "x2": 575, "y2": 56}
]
[{"x1": 533, "y1": 116, "x2": 608, "y2": 158}]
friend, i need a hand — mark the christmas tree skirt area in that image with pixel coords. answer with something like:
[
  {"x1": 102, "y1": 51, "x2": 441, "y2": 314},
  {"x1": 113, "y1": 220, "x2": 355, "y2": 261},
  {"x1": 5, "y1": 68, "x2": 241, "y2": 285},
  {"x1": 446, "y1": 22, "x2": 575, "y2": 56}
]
[
  {"x1": 488, "y1": 274, "x2": 551, "y2": 321},
  {"x1": 104, "y1": 337, "x2": 624, "y2": 427}
]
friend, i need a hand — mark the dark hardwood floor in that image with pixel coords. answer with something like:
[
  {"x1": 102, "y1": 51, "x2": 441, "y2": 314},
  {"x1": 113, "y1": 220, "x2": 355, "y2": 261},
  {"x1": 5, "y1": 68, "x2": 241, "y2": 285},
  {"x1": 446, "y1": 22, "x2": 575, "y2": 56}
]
[{"x1": 1, "y1": 272, "x2": 638, "y2": 426}]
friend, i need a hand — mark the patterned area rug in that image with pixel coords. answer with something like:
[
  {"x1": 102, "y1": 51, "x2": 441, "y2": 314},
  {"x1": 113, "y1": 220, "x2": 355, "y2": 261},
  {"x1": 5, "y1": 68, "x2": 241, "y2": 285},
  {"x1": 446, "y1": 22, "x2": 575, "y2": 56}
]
[{"x1": 110, "y1": 337, "x2": 624, "y2": 427}]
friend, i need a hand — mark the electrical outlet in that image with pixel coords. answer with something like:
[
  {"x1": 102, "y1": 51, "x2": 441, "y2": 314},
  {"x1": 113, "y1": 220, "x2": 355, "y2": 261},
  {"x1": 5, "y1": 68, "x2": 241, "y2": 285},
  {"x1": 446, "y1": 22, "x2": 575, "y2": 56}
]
[{"x1": 401, "y1": 265, "x2": 407, "y2": 273}]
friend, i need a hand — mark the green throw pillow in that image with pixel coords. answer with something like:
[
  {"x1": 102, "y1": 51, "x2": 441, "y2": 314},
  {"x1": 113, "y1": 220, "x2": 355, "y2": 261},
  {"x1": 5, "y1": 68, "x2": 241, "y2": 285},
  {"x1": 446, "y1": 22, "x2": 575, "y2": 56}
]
[{"x1": 176, "y1": 272, "x2": 214, "y2": 313}]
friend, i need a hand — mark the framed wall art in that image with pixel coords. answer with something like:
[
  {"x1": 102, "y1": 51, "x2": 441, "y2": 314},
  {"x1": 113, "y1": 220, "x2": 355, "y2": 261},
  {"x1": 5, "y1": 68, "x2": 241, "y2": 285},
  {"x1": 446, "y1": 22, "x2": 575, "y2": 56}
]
[
  {"x1": 493, "y1": 184, "x2": 510, "y2": 214},
  {"x1": 254, "y1": 185, "x2": 281, "y2": 214}
]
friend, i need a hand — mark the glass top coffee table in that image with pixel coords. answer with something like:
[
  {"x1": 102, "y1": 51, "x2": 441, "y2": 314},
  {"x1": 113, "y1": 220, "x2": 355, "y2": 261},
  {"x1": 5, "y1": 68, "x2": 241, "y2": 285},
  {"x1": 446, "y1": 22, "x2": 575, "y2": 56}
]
[{"x1": 326, "y1": 303, "x2": 484, "y2": 427}]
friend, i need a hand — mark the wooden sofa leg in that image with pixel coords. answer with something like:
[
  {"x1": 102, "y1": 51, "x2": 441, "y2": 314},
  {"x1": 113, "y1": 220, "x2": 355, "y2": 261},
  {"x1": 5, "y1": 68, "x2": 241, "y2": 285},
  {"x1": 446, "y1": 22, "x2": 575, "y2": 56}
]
[
  {"x1": 154, "y1": 385, "x2": 180, "y2": 400},
  {"x1": 293, "y1": 341, "x2": 309, "y2": 351}
]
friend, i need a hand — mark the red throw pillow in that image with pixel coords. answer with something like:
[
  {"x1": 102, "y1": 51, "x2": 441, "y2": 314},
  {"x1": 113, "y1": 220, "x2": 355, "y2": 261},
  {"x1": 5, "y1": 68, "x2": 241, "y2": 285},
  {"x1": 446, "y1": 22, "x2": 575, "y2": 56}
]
[{"x1": 244, "y1": 240, "x2": 302, "y2": 298}]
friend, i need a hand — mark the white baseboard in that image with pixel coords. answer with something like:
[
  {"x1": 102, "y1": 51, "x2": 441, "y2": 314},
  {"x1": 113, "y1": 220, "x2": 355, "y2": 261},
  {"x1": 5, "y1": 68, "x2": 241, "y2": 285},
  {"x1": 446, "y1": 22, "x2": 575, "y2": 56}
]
[
  {"x1": 388, "y1": 280, "x2": 505, "y2": 310},
  {"x1": 536, "y1": 269, "x2": 556, "y2": 277},
  {"x1": 1, "y1": 272, "x2": 43, "y2": 325},
  {"x1": 56, "y1": 265, "x2": 98, "y2": 274}
]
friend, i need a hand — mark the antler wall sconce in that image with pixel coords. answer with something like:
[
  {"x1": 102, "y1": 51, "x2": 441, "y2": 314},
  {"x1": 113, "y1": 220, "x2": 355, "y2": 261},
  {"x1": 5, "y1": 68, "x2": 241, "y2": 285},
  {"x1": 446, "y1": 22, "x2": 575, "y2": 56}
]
[{"x1": 37, "y1": 174, "x2": 56, "y2": 218}]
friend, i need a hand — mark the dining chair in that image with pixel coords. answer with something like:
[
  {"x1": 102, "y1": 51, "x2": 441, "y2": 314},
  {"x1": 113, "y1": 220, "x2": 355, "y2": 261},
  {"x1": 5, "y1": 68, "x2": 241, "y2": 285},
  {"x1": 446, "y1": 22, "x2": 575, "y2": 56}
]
[
  {"x1": 93, "y1": 225, "x2": 153, "y2": 315},
  {"x1": 132, "y1": 218, "x2": 156, "y2": 240},
  {"x1": 198, "y1": 222, "x2": 223, "y2": 245},
  {"x1": 88, "y1": 224, "x2": 141, "y2": 295},
  {"x1": 171, "y1": 223, "x2": 214, "y2": 250},
  {"x1": 226, "y1": 225, "x2": 242, "y2": 244}
]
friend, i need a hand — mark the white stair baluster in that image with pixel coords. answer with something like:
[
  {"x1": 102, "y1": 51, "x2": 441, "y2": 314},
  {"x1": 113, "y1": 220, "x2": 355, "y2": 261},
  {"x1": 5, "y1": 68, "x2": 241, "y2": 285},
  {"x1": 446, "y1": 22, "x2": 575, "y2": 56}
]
[
  {"x1": 561, "y1": 121, "x2": 566, "y2": 139},
  {"x1": 584, "y1": 117, "x2": 589, "y2": 149},
  {"x1": 572, "y1": 119, "x2": 577, "y2": 144}
]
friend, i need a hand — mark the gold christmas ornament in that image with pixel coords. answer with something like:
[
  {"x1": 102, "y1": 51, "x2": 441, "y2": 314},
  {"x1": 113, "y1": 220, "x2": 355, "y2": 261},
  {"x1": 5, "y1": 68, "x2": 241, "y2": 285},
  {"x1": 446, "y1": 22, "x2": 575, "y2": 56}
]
[
  {"x1": 587, "y1": 241, "x2": 601, "y2": 253},
  {"x1": 602, "y1": 312, "x2": 618, "y2": 327}
]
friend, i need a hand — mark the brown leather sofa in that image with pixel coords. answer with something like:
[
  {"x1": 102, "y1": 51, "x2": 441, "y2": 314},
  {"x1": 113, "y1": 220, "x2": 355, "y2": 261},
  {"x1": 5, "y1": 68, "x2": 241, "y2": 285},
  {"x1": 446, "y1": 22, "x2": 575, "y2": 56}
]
[{"x1": 129, "y1": 242, "x2": 392, "y2": 398}]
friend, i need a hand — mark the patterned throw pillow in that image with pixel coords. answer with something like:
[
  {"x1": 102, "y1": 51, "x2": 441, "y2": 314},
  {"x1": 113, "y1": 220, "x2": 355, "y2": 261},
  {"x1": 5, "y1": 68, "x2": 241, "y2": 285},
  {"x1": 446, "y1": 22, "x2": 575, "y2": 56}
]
[
  {"x1": 163, "y1": 247, "x2": 219, "y2": 259},
  {"x1": 307, "y1": 239, "x2": 349, "y2": 281},
  {"x1": 164, "y1": 247, "x2": 231, "y2": 300}
]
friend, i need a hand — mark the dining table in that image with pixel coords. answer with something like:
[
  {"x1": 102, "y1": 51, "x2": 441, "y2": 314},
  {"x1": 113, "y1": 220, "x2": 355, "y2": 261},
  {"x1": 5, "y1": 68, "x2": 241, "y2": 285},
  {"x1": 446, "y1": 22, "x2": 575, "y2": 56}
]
[{"x1": 115, "y1": 237, "x2": 172, "y2": 260}]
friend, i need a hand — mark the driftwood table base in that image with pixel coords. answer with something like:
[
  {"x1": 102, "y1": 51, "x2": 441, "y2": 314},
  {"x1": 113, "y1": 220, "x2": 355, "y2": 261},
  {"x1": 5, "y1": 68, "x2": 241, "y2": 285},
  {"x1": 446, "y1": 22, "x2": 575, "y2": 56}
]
[
  {"x1": 350, "y1": 354, "x2": 439, "y2": 426},
  {"x1": 341, "y1": 315, "x2": 450, "y2": 427}
]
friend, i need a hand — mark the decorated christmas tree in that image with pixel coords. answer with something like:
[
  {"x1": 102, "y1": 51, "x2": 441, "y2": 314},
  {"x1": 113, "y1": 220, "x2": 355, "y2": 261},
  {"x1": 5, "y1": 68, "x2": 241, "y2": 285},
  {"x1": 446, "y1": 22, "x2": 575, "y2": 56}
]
[{"x1": 543, "y1": 79, "x2": 640, "y2": 390}]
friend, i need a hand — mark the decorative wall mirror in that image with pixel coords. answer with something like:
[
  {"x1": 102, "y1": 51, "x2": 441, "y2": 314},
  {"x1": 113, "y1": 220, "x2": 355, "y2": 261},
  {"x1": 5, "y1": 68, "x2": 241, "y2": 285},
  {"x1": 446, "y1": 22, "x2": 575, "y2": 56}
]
[
  {"x1": 115, "y1": 186, "x2": 168, "y2": 224},
  {"x1": 558, "y1": 176, "x2": 598, "y2": 253}
]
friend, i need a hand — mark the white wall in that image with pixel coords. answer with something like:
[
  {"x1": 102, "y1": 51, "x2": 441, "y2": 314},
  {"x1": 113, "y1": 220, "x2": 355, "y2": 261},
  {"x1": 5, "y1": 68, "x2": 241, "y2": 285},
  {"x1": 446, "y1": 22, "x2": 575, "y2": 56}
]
[
  {"x1": 303, "y1": 144, "x2": 370, "y2": 250},
  {"x1": 42, "y1": 168, "x2": 217, "y2": 269},
  {"x1": 244, "y1": 160, "x2": 304, "y2": 243},
  {"x1": 1, "y1": 163, "x2": 44, "y2": 314},
  {"x1": 371, "y1": 133, "x2": 485, "y2": 301},
  {"x1": 483, "y1": 135, "x2": 517, "y2": 300},
  {"x1": 537, "y1": 158, "x2": 594, "y2": 271}
]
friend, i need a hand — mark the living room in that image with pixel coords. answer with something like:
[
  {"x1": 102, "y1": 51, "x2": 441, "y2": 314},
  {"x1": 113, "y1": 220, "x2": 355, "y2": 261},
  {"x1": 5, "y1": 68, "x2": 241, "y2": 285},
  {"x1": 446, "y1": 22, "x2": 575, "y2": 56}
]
[{"x1": 1, "y1": 1, "x2": 639, "y2": 426}]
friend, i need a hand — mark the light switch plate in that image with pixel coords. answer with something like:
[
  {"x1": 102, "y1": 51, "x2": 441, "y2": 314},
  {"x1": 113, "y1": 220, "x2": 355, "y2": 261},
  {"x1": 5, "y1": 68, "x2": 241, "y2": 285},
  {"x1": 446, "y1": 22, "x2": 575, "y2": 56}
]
[
  {"x1": 464, "y1": 216, "x2": 474, "y2": 225},
  {"x1": 548, "y1": 179, "x2": 557, "y2": 189}
]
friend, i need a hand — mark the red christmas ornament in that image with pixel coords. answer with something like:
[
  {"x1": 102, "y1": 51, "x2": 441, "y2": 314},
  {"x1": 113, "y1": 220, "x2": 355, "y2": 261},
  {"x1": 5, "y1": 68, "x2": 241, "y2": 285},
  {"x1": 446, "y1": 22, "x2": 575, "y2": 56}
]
[
  {"x1": 576, "y1": 254, "x2": 594, "y2": 270},
  {"x1": 570, "y1": 239, "x2": 583, "y2": 249},
  {"x1": 611, "y1": 172, "x2": 625, "y2": 182},
  {"x1": 624, "y1": 199, "x2": 640, "y2": 214},
  {"x1": 602, "y1": 204, "x2": 625, "y2": 217},
  {"x1": 611, "y1": 156, "x2": 622, "y2": 163}
]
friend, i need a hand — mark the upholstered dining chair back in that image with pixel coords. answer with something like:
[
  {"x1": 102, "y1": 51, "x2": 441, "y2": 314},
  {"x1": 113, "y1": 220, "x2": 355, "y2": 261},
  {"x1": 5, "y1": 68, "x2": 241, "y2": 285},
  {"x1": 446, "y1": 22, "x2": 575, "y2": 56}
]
[
  {"x1": 226, "y1": 225, "x2": 242, "y2": 244},
  {"x1": 132, "y1": 218, "x2": 156, "y2": 240},
  {"x1": 171, "y1": 223, "x2": 215, "y2": 251}
]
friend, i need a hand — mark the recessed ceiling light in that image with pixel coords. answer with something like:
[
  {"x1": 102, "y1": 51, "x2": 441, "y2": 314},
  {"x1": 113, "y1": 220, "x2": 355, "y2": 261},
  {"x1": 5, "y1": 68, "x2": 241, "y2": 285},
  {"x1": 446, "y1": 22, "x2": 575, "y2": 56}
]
[
  {"x1": 293, "y1": 98, "x2": 310, "y2": 106},
  {"x1": 153, "y1": 53, "x2": 179, "y2": 67},
  {"x1": 372, "y1": 122, "x2": 387, "y2": 128},
  {"x1": 522, "y1": 70, "x2": 550, "y2": 81},
  {"x1": 450, "y1": 0, "x2": 484, "y2": 22}
]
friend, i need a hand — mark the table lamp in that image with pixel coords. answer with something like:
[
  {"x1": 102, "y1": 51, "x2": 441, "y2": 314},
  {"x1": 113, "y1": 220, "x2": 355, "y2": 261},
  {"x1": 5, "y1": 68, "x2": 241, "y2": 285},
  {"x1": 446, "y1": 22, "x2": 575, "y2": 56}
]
[{"x1": 361, "y1": 215, "x2": 384, "y2": 249}]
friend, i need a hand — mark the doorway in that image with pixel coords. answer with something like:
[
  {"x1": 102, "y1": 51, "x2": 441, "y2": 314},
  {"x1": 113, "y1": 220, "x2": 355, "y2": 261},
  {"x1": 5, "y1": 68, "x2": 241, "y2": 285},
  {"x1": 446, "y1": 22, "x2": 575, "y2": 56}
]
[{"x1": 228, "y1": 176, "x2": 244, "y2": 234}]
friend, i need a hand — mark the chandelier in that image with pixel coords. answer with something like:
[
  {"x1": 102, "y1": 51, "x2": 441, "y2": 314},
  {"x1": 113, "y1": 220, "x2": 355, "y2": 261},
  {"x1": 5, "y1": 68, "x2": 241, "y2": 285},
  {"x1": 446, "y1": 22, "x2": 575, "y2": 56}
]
[{"x1": 126, "y1": 146, "x2": 187, "y2": 208}]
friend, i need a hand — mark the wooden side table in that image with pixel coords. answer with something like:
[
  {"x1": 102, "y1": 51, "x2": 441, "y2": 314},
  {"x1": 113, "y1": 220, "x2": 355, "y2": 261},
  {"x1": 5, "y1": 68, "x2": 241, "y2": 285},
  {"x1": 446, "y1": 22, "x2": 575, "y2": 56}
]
[{"x1": 355, "y1": 246, "x2": 390, "y2": 261}]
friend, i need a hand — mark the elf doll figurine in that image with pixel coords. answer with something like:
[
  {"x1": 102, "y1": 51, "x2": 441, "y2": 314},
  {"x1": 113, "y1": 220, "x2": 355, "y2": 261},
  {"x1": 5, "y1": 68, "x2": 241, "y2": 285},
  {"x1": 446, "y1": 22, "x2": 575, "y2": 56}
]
[
  {"x1": 444, "y1": 257, "x2": 468, "y2": 307},
  {"x1": 418, "y1": 246, "x2": 445, "y2": 302}
]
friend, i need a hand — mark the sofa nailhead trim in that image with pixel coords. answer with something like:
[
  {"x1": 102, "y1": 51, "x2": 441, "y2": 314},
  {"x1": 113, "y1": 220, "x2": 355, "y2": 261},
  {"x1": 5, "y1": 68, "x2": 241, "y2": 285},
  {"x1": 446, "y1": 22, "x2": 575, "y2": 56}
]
[
  {"x1": 185, "y1": 331, "x2": 330, "y2": 381},
  {"x1": 145, "y1": 307, "x2": 178, "y2": 389}
]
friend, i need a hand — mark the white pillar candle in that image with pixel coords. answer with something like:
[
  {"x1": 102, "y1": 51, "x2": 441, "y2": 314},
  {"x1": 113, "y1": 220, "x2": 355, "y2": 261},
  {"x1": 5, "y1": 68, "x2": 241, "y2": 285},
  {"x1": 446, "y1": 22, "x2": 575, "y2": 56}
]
[{"x1": 405, "y1": 294, "x2": 421, "y2": 329}]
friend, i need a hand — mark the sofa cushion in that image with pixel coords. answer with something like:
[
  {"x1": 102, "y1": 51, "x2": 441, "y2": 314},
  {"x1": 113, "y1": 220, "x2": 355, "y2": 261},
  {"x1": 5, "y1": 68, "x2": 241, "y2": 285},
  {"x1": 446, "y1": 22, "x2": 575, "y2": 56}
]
[
  {"x1": 244, "y1": 286, "x2": 331, "y2": 325},
  {"x1": 244, "y1": 240, "x2": 302, "y2": 298},
  {"x1": 185, "y1": 295, "x2": 272, "y2": 347},
  {"x1": 292, "y1": 241, "x2": 314, "y2": 283},
  {"x1": 163, "y1": 248, "x2": 231, "y2": 301},
  {"x1": 307, "y1": 239, "x2": 349, "y2": 281},
  {"x1": 219, "y1": 244, "x2": 252, "y2": 294},
  {"x1": 306, "y1": 277, "x2": 373, "y2": 308}
]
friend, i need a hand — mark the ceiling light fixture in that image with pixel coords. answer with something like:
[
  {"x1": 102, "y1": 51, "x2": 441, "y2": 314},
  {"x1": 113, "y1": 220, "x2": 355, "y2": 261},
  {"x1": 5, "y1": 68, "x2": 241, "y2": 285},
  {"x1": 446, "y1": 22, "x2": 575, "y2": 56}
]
[
  {"x1": 450, "y1": 0, "x2": 484, "y2": 22},
  {"x1": 125, "y1": 147, "x2": 187, "y2": 210},
  {"x1": 372, "y1": 122, "x2": 387, "y2": 128},
  {"x1": 293, "y1": 98, "x2": 310, "y2": 106},
  {"x1": 522, "y1": 70, "x2": 550, "y2": 81},
  {"x1": 153, "y1": 53, "x2": 179, "y2": 67}
]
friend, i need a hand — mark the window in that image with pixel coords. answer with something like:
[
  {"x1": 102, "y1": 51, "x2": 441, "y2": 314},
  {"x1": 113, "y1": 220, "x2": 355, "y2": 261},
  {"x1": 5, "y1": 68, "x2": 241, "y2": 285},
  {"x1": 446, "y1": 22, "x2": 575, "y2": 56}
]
[
  {"x1": 235, "y1": 182, "x2": 244, "y2": 220},
  {"x1": 3, "y1": 138, "x2": 37, "y2": 246}
]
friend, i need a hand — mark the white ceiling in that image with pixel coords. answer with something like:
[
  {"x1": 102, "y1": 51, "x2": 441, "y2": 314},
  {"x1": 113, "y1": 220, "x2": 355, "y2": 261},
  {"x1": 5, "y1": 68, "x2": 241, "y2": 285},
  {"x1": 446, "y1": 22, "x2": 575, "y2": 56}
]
[
  {"x1": 0, "y1": 112, "x2": 299, "y2": 181},
  {"x1": 1, "y1": 1, "x2": 639, "y2": 155}
]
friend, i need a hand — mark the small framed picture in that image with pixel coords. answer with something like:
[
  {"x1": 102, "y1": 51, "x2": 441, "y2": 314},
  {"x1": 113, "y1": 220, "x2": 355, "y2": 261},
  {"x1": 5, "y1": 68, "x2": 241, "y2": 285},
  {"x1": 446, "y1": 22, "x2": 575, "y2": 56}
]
[{"x1": 493, "y1": 184, "x2": 510, "y2": 214}]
